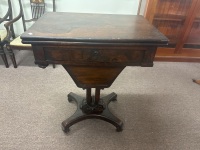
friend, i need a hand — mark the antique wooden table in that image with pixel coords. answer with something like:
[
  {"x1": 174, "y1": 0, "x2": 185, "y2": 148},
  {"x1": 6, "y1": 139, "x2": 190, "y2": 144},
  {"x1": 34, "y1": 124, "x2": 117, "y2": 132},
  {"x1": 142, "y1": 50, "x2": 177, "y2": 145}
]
[{"x1": 21, "y1": 12, "x2": 168, "y2": 132}]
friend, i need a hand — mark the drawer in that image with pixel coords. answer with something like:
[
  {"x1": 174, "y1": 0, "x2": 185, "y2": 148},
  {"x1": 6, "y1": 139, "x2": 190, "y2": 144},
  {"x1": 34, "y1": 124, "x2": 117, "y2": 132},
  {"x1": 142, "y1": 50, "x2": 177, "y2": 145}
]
[{"x1": 44, "y1": 47, "x2": 145, "y2": 65}]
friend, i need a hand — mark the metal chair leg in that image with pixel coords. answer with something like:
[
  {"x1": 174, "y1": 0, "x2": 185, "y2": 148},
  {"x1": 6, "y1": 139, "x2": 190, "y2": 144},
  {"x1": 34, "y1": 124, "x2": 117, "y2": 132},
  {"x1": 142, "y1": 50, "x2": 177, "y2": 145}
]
[
  {"x1": 0, "y1": 46, "x2": 9, "y2": 68},
  {"x1": 53, "y1": 64, "x2": 56, "y2": 68},
  {"x1": 7, "y1": 45, "x2": 17, "y2": 68}
]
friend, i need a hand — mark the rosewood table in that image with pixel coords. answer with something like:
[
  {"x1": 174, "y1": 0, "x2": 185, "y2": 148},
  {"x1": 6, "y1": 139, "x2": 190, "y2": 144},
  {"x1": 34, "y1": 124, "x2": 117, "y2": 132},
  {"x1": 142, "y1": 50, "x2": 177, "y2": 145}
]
[{"x1": 21, "y1": 12, "x2": 168, "y2": 132}]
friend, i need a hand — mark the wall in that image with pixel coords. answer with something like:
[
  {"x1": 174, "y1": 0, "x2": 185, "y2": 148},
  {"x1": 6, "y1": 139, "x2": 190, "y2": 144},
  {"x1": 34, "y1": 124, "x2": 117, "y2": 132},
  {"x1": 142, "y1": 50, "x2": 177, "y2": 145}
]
[
  {"x1": 0, "y1": 0, "x2": 144, "y2": 36},
  {"x1": 139, "y1": 0, "x2": 147, "y2": 15}
]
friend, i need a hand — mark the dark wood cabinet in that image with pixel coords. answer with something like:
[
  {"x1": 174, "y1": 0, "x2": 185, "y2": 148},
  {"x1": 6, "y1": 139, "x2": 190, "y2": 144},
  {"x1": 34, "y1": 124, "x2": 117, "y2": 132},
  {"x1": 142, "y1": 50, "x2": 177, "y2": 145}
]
[{"x1": 145, "y1": 0, "x2": 200, "y2": 62}]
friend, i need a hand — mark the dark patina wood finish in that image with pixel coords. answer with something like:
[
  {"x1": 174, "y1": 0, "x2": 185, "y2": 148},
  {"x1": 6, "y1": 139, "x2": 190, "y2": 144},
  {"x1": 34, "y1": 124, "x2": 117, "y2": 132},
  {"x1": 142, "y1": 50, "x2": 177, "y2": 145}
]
[{"x1": 21, "y1": 12, "x2": 168, "y2": 132}]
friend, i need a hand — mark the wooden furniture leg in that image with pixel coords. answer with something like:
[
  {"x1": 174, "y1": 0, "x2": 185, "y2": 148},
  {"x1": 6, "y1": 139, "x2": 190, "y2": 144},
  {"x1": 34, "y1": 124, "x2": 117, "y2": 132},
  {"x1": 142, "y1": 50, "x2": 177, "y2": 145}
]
[
  {"x1": 193, "y1": 79, "x2": 200, "y2": 85},
  {"x1": 62, "y1": 88, "x2": 123, "y2": 133}
]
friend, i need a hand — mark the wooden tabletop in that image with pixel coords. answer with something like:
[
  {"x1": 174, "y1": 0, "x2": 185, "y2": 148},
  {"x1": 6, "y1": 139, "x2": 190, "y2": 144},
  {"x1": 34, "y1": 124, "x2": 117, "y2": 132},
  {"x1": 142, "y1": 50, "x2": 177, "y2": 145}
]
[{"x1": 21, "y1": 12, "x2": 168, "y2": 45}]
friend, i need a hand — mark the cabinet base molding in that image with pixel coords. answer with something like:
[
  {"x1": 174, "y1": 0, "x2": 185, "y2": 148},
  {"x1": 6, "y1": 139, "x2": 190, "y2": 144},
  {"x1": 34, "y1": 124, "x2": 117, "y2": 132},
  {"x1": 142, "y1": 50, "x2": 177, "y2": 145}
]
[{"x1": 155, "y1": 47, "x2": 200, "y2": 62}]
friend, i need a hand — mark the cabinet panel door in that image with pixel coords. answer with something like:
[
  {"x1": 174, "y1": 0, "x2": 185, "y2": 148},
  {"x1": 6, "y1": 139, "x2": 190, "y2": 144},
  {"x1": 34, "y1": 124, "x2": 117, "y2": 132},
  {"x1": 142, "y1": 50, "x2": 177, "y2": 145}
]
[
  {"x1": 185, "y1": 10, "x2": 200, "y2": 48},
  {"x1": 152, "y1": 0, "x2": 193, "y2": 46}
]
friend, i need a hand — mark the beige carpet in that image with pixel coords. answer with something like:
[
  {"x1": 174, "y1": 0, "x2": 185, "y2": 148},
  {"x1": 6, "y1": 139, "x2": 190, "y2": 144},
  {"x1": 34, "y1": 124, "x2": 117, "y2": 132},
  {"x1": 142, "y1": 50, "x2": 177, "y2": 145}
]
[{"x1": 0, "y1": 51, "x2": 200, "y2": 150}]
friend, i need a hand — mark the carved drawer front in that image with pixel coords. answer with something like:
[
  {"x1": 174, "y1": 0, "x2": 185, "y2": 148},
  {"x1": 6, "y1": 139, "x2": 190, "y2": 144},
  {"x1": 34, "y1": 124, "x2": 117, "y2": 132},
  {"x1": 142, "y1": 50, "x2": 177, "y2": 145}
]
[{"x1": 44, "y1": 47, "x2": 147, "y2": 65}]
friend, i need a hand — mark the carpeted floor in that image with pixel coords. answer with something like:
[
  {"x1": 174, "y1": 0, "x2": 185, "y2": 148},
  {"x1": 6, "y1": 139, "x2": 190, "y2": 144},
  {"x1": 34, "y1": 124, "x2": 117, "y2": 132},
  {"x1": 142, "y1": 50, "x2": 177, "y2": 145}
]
[{"x1": 0, "y1": 51, "x2": 200, "y2": 150}]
